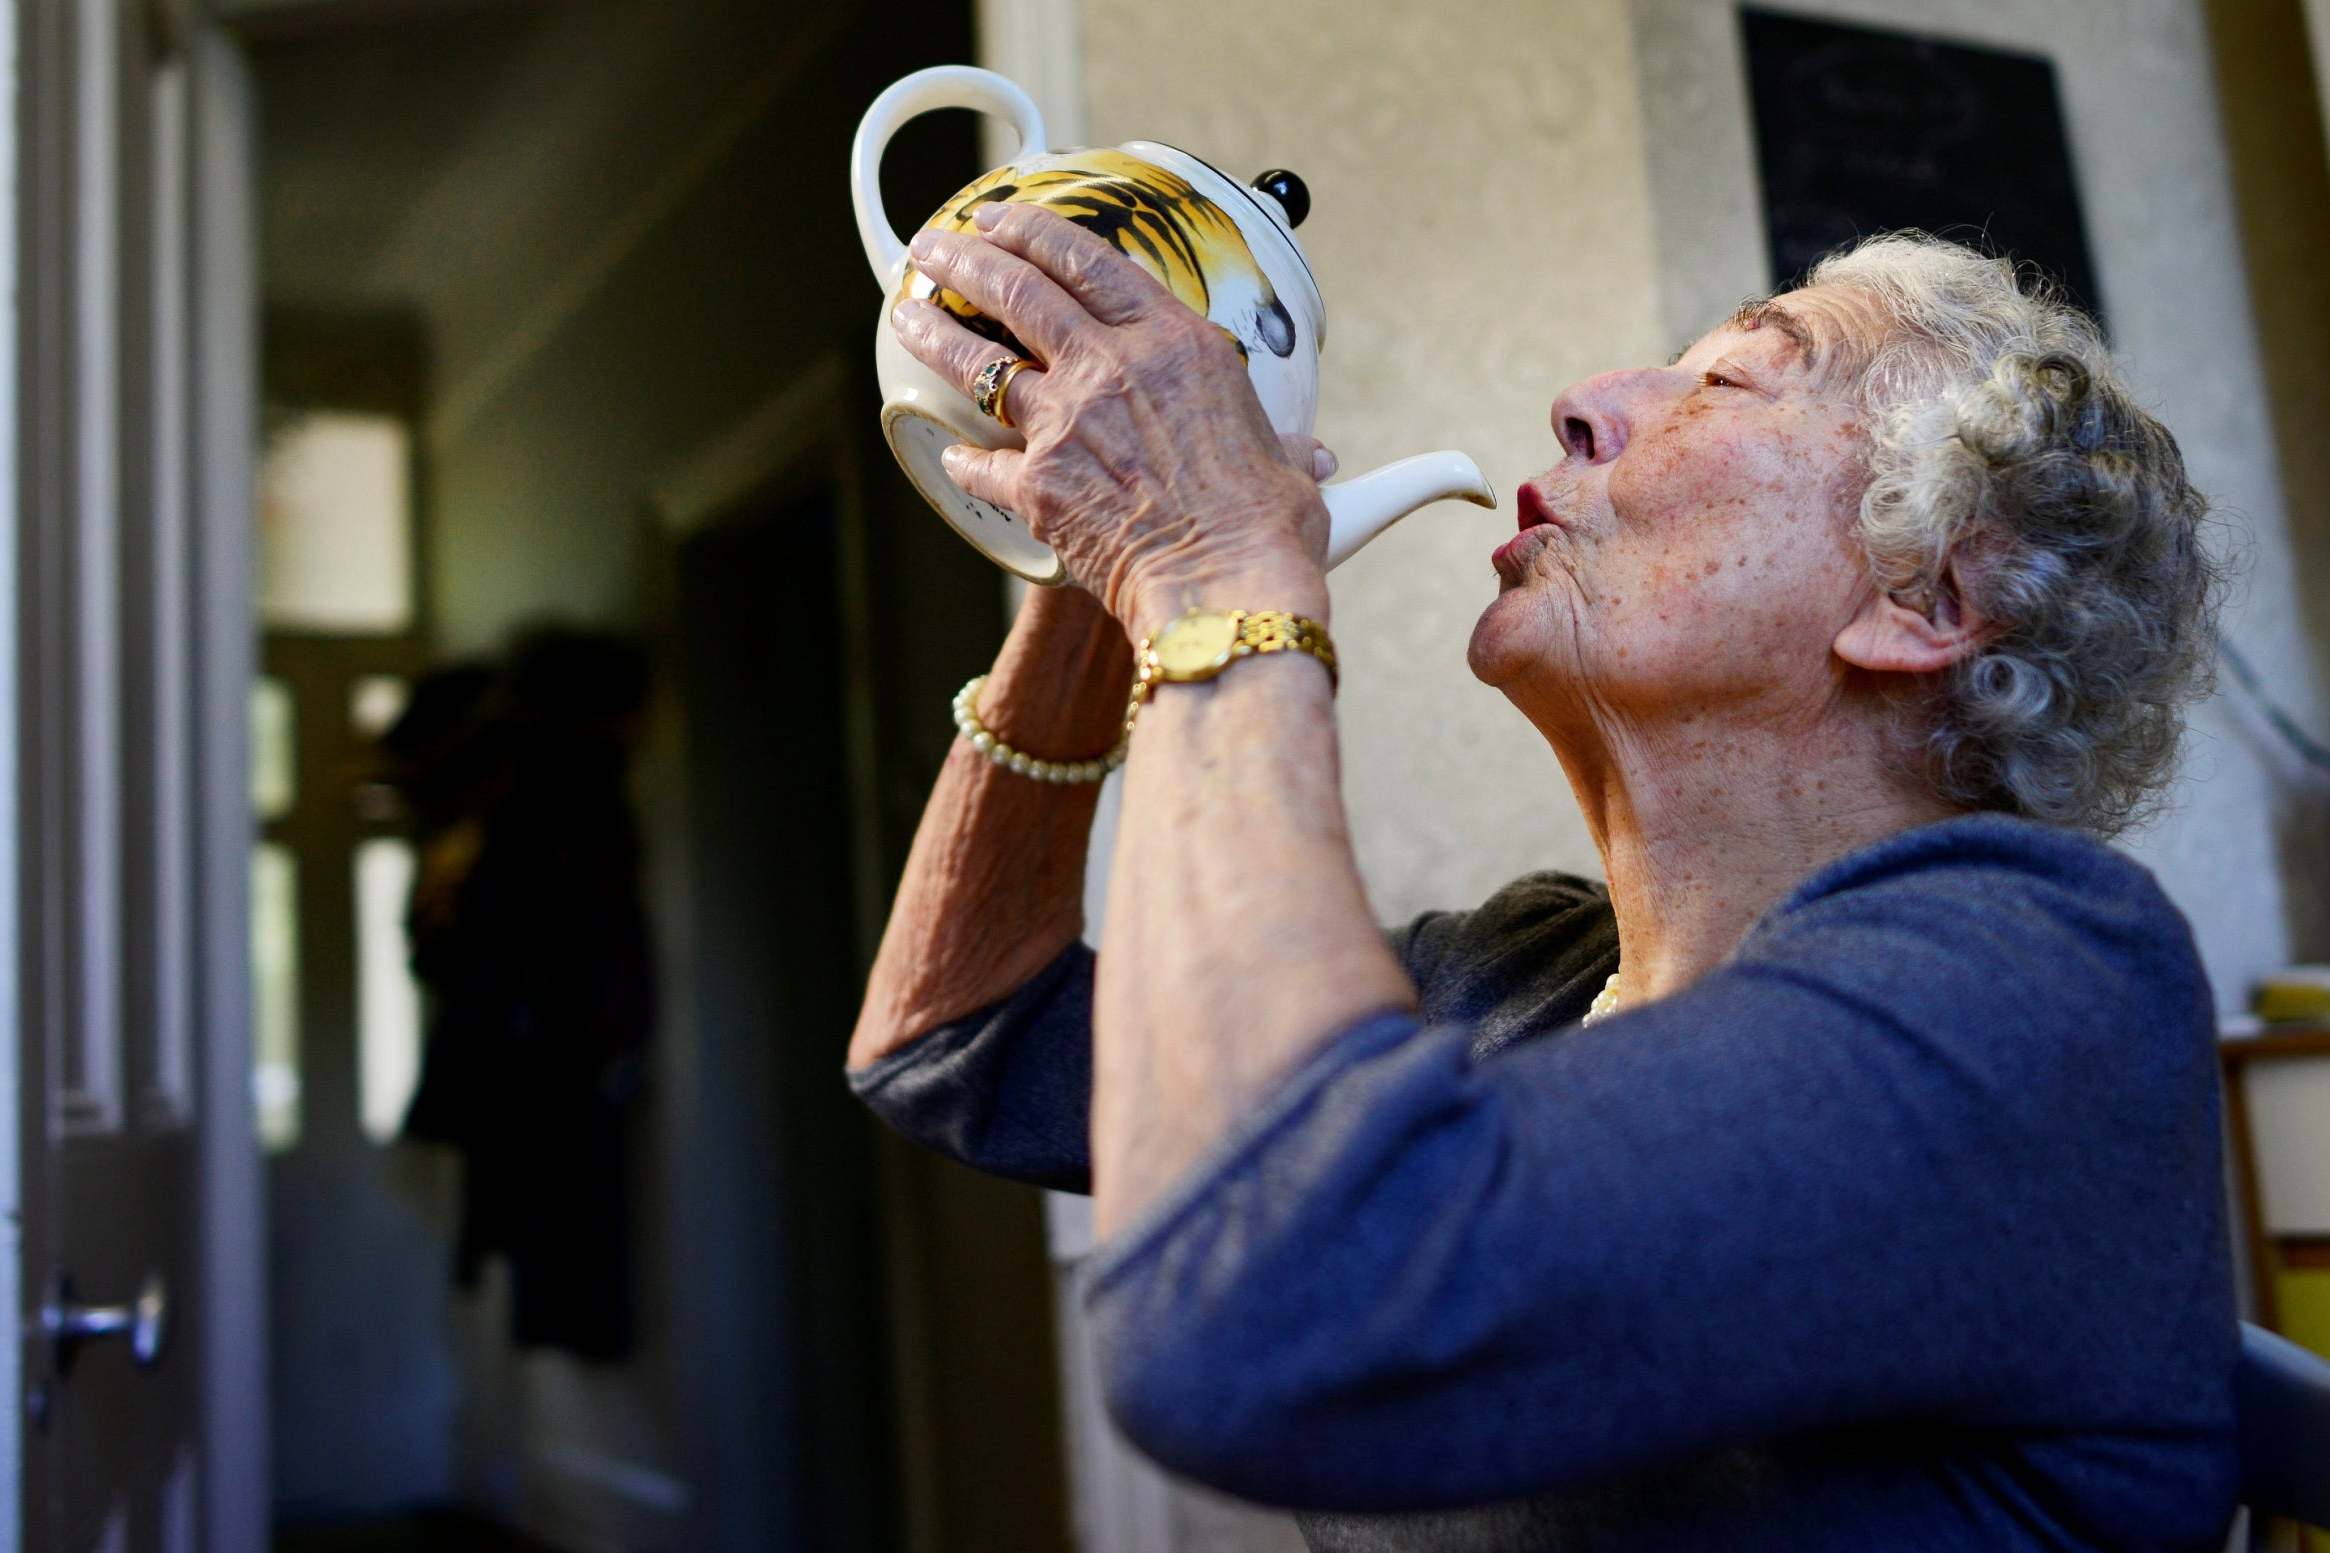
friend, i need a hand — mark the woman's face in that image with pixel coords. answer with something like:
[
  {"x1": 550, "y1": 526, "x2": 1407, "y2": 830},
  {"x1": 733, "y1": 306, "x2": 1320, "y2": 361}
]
[{"x1": 1468, "y1": 285, "x2": 1882, "y2": 736}]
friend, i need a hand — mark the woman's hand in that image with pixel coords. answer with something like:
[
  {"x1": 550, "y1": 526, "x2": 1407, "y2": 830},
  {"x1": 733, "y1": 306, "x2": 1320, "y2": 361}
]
[{"x1": 891, "y1": 203, "x2": 1331, "y2": 637}]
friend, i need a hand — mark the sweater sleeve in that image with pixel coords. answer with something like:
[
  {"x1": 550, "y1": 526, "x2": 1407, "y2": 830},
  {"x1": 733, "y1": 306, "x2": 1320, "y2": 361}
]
[
  {"x1": 1082, "y1": 821, "x2": 2236, "y2": 1513},
  {"x1": 843, "y1": 885, "x2": 1570, "y2": 1194},
  {"x1": 847, "y1": 942, "x2": 1099, "y2": 1191}
]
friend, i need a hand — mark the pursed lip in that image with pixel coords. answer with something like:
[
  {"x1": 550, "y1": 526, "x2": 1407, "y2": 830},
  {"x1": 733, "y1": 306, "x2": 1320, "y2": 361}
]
[
  {"x1": 1517, "y1": 480, "x2": 1562, "y2": 533},
  {"x1": 1489, "y1": 479, "x2": 1564, "y2": 581},
  {"x1": 1490, "y1": 523, "x2": 1560, "y2": 582}
]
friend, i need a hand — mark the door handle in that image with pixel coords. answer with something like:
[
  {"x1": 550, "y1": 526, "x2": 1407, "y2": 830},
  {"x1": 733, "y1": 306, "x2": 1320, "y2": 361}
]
[{"x1": 43, "y1": 1273, "x2": 168, "y2": 1371}]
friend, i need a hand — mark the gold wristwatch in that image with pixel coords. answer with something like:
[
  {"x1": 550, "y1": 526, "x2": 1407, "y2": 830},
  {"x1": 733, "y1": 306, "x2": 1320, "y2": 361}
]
[{"x1": 1130, "y1": 608, "x2": 1339, "y2": 711}]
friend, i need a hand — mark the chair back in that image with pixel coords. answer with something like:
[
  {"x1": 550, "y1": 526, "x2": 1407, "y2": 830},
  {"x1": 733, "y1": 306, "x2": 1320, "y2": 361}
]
[{"x1": 2237, "y1": 1321, "x2": 2330, "y2": 1529}]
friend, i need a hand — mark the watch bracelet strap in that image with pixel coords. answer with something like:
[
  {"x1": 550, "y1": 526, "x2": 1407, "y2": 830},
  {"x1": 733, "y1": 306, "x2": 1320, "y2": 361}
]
[{"x1": 1238, "y1": 610, "x2": 1338, "y2": 690}]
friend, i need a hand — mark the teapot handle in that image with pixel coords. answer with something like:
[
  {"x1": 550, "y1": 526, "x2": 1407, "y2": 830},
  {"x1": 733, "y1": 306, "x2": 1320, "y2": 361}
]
[{"x1": 851, "y1": 66, "x2": 1049, "y2": 287}]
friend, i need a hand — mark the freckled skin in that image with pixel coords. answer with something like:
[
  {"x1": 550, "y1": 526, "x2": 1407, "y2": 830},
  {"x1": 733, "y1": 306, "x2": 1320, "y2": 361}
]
[
  {"x1": 1468, "y1": 285, "x2": 1886, "y2": 740},
  {"x1": 1463, "y1": 285, "x2": 1975, "y2": 1009}
]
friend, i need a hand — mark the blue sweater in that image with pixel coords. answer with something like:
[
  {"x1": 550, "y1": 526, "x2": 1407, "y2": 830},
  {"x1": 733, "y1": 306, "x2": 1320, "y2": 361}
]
[{"x1": 849, "y1": 814, "x2": 2240, "y2": 1550}]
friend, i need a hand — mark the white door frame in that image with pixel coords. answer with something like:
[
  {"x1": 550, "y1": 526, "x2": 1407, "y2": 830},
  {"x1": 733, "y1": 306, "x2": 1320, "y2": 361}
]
[
  {"x1": 188, "y1": 19, "x2": 265, "y2": 1553},
  {"x1": 0, "y1": 0, "x2": 25, "y2": 1529},
  {"x1": 4, "y1": 6, "x2": 264, "y2": 1547}
]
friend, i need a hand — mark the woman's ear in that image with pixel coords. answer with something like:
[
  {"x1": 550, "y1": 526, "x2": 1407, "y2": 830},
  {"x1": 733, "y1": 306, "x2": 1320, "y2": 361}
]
[{"x1": 1834, "y1": 563, "x2": 1992, "y2": 675}]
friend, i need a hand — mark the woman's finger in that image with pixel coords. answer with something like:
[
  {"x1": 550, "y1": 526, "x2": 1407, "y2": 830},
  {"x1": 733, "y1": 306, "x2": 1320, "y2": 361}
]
[
  {"x1": 1277, "y1": 434, "x2": 1337, "y2": 482},
  {"x1": 940, "y1": 442, "x2": 1025, "y2": 512},
  {"x1": 911, "y1": 229, "x2": 1090, "y2": 363},
  {"x1": 893, "y1": 301, "x2": 1052, "y2": 424},
  {"x1": 973, "y1": 202, "x2": 1170, "y2": 327}
]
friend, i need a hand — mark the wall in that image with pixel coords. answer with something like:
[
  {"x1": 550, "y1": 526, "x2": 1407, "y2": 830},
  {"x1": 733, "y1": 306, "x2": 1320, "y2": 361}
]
[{"x1": 1050, "y1": 0, "x2": 2330, "y2": 1546}]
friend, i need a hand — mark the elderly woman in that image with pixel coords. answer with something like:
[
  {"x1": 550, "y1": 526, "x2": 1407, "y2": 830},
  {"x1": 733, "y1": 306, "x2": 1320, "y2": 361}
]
[{"x1": 846, "y1": 210, "x2": 2233, "y2": 1551}]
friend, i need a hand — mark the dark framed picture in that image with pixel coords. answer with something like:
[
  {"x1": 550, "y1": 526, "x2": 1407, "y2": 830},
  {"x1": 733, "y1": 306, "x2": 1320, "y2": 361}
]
[{"x1": 1742, "y1": 6, "x2": 2106, "y2": 329}]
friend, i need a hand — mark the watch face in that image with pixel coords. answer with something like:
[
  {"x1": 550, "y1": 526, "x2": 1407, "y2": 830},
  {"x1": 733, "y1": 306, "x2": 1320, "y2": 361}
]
[{"x1": 1154, "y1": 610, "x2": 1240, "y2": 676}]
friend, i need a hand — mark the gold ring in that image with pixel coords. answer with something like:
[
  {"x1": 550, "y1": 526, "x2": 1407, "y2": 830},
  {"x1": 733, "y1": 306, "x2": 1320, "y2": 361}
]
[{"x1": 972, "y1": 354, "x2": 1040, "y2": 430}]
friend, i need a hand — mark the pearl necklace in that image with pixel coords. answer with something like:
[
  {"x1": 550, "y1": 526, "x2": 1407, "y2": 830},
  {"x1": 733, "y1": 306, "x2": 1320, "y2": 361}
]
[{"x1": 1582, "y1": 971, "x2": 1622, "y2": 1027}]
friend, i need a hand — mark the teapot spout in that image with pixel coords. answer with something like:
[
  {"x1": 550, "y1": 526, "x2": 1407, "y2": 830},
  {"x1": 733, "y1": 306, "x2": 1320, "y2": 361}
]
[{"x1": 1320, "y1": 451, "x2": 1498, "y2": 571}]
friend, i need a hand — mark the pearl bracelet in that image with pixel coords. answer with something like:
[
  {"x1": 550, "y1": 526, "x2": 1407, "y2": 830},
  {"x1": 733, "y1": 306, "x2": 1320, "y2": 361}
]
[{"x1": 952, "y1": 674, "x2": 1128, "y2": 784}]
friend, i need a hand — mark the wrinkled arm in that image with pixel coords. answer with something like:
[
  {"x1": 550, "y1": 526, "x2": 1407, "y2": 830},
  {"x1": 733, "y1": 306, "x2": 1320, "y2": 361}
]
[
  {"x1": 1093, "y1": 571, "x2": 1419, "y2": 1238},
  {"x1": 849, "y1": 584, "x2": 1131, "y2": 1072},
  {"x1": 852, "y1": 580, "x2": 1421, "y2": 1212},
  {"x1": 880, "y1": 201, "x2": 1418, "y2": 1231}
]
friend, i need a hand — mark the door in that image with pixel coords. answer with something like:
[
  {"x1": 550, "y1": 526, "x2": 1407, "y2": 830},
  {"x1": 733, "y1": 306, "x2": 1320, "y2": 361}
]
[{"x1": 17, "y1": 4, "x2": 262, "y2": 1551}]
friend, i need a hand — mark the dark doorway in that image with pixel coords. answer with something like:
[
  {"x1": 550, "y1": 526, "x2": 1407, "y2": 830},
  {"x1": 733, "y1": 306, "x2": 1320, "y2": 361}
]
[
  {"x1": 244, "y1": 2, "x2": 1068, "y2": 1547},
  {"x1": 668, "y1": 482, "x2": 899, "y2": 1552}
]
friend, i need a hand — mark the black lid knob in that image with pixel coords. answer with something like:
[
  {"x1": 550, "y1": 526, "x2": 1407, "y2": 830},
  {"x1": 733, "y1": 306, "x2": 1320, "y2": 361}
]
[{"x1": 1251, "y1": 168, "x2": 1309, "y2": 228}]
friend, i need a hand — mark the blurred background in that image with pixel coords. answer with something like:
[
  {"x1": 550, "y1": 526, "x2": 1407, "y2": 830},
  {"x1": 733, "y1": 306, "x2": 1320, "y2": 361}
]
[
  {"x1": 243, "y1": 4, "x2": 1053, "y2": 1552},
  {"x1": 10, "y1": 0, "x2": 2330, "y2": 1551}
]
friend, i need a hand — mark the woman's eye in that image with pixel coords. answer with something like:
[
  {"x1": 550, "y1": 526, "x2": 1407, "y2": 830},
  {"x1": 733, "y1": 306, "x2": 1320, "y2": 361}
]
[{"x1": 1701, "y1": 371, "x2": 1740, "y2": 390}]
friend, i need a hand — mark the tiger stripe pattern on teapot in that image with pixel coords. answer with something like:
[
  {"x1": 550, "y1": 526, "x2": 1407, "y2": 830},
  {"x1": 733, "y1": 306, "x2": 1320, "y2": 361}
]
[{"x1": 896, "y1": 150, "x2": 1300, "y2": 367}]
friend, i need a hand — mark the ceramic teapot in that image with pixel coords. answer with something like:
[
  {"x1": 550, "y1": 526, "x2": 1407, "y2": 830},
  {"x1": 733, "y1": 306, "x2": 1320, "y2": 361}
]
[{"x1": 851, "y1": 65, "x2": 1496, "y2": 586}]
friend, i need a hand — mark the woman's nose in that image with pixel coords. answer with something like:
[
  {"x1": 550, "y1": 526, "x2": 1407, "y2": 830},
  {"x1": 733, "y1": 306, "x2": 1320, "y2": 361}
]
[{"x1": 1549, "y1": 370, "x2": 1636, "y2": 466}]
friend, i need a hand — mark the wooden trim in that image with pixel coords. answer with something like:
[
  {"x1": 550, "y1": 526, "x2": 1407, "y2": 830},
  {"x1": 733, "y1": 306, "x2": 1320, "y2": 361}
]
[
  {"x1": 2218, "y1": 1028, "x2": 2330, "y2": 1329},
  {"x1": 2223, "y1": 1049, "x2": 2283, "y2": 1328},
  {"x1": 2220, "y1": 1027, "x2": 2330, "y2": 1065}
]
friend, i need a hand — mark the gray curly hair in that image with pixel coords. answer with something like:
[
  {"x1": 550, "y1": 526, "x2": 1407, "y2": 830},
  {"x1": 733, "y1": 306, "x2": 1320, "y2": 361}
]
[{"x1": 1801, "y1": 233, "x2": 2222, "y2": 837}]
